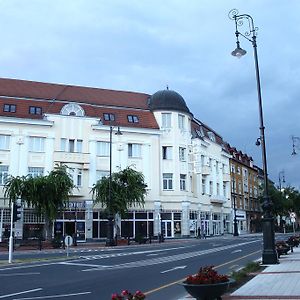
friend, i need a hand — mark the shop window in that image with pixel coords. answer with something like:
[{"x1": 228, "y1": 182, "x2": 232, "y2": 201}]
[{"x1": 135, "y1": 212, "x2": 147, "y2": 219}]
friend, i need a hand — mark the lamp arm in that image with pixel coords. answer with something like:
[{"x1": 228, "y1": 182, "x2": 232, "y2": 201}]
[{"x1": 229, "y1": 9, "x2": 258, "y2": 42}]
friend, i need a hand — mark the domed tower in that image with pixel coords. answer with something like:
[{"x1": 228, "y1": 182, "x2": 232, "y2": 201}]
[
  {"x1": 148, "y1": 88, "x2": 193, "y2": 238},
  {"x1": 149, "y1": 89, "x2": 191, "y2": 115}
]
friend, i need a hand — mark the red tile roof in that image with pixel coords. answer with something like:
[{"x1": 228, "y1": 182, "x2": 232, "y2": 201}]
[{"x1": 0, "y1": 78, "x2": 159, "y2": 129}]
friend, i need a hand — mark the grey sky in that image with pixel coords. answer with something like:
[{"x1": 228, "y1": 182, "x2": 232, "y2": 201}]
[{"x1": 1, "y1": 0, "x2": 299, "y2": 188}]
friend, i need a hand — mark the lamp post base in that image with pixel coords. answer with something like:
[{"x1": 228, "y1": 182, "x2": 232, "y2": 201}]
[
  {"x1": 105, "y1": 216, "x2": 116, "y2": 247},
  {"x1": 262, "y1": 216, "x2": 278, "y2": 264},
  {"x1": 233, "y1": 222, "x2": 239, "y2": 236}
]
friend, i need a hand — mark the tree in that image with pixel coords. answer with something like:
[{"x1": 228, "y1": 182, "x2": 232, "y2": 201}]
[
  {"x1": 91, "y1": 166, "x2": 147, "y2": 216},
  {"x1": 4, "y1": 165, "x2": 74, "y2": 240}
]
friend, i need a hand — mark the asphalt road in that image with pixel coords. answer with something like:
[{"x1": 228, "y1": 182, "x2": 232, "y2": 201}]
[{"x1": 0, "y1": 235, "x2": 265, "y2": 300}]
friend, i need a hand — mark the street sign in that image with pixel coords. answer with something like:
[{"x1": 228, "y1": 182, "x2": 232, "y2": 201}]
[
  {"x1": 290, "y1": 212, "x2": 296, "y2": 218},
  {"x1": 291, "y1": 217, "x2": 296, "y2": 223},
  {"x1": 65, "y1": 235, "x2": 73, "y2": 247}
]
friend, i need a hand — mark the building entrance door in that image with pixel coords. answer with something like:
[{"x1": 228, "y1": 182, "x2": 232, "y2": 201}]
[{"x1": 161, "y1": 221, "x2": 172, "y2": 238}]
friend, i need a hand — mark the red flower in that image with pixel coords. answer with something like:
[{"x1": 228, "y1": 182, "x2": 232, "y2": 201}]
[{"x1": 185, "y1": 266, "x2": 229, "y2": 285}]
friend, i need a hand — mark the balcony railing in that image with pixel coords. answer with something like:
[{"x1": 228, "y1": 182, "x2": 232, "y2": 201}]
[
  {"x1": 53, "y1": 151, "x2": 90, "y2": 167},
  {"x1": 210, "y1": 195, "x2": 227, "y2": 204}
]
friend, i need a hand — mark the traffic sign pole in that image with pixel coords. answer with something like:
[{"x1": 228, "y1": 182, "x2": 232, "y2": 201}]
[{"x1": 8, "y1": 201, "x2": 14, "y2": 264}]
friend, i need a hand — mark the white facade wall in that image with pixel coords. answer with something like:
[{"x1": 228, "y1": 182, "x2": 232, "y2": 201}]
[{"x1": 0, "y1": 105, "x2": 232, "y2": 240}]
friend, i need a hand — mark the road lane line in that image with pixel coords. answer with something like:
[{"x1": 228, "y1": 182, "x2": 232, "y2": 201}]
[
  {"x1": 59, "y1": 262, "x2": 108, "y2": 268},
  {"x1": 13, "y1": 291, "x2": 91, "y2": 299},
  {"x1": 0, "y1": 288, "x2": 42, "y2": 299},
  {"x1": 0, "y1": 272, "x2": 40, "y2": 277},
  {"x1": 143, "y1": 250, "x2": 261, "y2": 296}
]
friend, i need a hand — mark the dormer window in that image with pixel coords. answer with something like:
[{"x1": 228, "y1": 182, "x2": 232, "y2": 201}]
[
  {"x1": 103, "y1": 113, "x2": 115, "y2": 121},
  {"x1": 127, "y1": 115, "x2": 139, "y2": 123},
  {"x1": 29, "y1": 106, "x2": 42, "y2": 115},
  {"x1": 207, "y1": 131, "x2": 216, "y2": 142},
  {"x1": 3, "y1": 104, "x2": 16, "y2": 113},
  {"x1": 61, "y1": 103, "x2": 85, "y2": 116}
]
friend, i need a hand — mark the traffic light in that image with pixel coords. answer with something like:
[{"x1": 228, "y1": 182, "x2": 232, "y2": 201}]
[{"x1": 13, "y1": 203, "x2": 22, "y2": 222}]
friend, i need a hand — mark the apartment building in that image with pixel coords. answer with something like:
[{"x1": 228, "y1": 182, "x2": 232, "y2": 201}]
[
  {"x1": 0, "y1": 78, "x2": 232, "y2": 241},
  {"x1": 227, "y1": 145, "x2": 261, "y2": 233}
]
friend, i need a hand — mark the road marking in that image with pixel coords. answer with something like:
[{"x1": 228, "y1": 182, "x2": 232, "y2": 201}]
[
  {"x1": 232, "y1": 249, "x2": 242, "y2": 253},
  {"x1": 0, "y1": 262, "x2": 59, "y2": 272},
  {"x1": 160, "y1": 265, "x2": 187, "y2": 274},
  {"x1": 144, "y1": 249, "x2": 261, "y2": 296},
  {"x1": 59, "y1": 262, "x2": 109, "y2": 268},
  {"x1": 0, "y1": 288, "x2": 42, "y2": 299},
  {"x1": 229, "y1": 264, "x2": 239, "y2": 269},
  {"x1": 82, "y1": 240, "x2": 259, "y2": 272},
  {"x1": 13, "y1": 292, "x2": 91, "y2": 299},
  {"x1": 0, "y1": 272, "x2": 40, "y2": 277}
]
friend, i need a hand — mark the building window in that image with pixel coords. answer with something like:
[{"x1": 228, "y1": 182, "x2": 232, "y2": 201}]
[
  {"x1": 202, "y1": 179, "x2": 206, "y2": 194},
  {"x1": 77, "y1": 169, "x2": 82, "y2": 187},
  {"x1": 28, "y1": 167, "x2": 44, "y2": 178},
  {"x1": 128, "y1": 143, "x2": 141, "y2": 158},
  {"x1": 61, "y1": 103, "x2": 85, "y2": 116},
  {"x1": 163, "y1": 173, "x2": 173, "y2": 190},
  {"x1": 29, "y1": 106, "x2": 42, "y2": 115},
  {"x1": 216, "y1": 161, "x2": 219, "y2": 174},
  {"x1": 96, "y1": 170, "x2": 109, "y2": 181},
  {"x1": 0, "y1": 134, "x2": 10, "y2": 150},
  {"x1": 29, "y1": 137, "x2": 45, "y2": 152},
  {"x1": 70, "y1": 168, "x2": 83, "y2": 187},
  {"x1": 179, "y1": 147, "x2": 186, "y2": 161},
  {"x1": 162, "y1": 146, "x2": 172, "y2": 159},
  {"x1": 180, "y1": 174, "x2": 186, "y2": 191},
  {"x1": 103, "y1": 113, "x2": 115, "y2": 121},
  {"x1": 3, "y1": 104, "x2": 16, "y2": 113},
  {"x1": 97, "y1": 141, "x2": 110, "y2": 156},
  {"x1": 161, "y1": 113, "x2": 171, "y2": 128},
  {"x1": 69, "y1": 139, "x2": 75, "y2": 152},
  {"x1": 209, "y1": 181, "x2": 213, "y2": 195},
  {"x1": 223, "y1": 183, "x2": 226, "y2": 197},
  {"x1": 61, "y1": 138, "x2": 83, "y2": 153},
  {"x1": 127, "y1": 115, "x2": 139, "y2": 123},
  {"x1": 217, "y1": 183, "x2": 220, "y2": 195},
  {"x1": 231, "y1": 164, "x2": 235, "y2": 173},
  {"x1": 201, "y1": 155, "x2": 205, "y2": 166},
  {"x1": 207, "y1": 131, "x2": 216, "y2": 142},
  {"x1": 0, "y1": 165, "x2": 9, "y2": 185},
  {"x1": 178, "y1": 114, "x2": 185, "y2": 130}
]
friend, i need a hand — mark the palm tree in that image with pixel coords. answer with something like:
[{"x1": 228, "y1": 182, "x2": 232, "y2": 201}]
[{"x1": 4, "y1": 165, "x2": 74, "y2": 240}]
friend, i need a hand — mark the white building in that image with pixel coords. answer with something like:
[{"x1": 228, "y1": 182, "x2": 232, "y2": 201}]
[{"x1": 0, "y1": 78, "x2": 232, "y2": 241}]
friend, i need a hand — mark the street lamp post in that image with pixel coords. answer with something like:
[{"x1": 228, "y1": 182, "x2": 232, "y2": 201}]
[
  {"x1": 278, "y1": 170, "x2": 285, "y2": 191},
  {"x1": 229, "y1": 9, "x2": 278, "y2": 264},
  {"x1": 106, "y1": 125, "x2": 122, "y2": 247},
  {"x1": 291, "y1": 135, "x2": 300, "y2": 156}
]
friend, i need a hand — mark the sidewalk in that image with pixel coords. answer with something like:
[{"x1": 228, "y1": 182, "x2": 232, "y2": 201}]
[{"x1": 178, "y1": 246, "x2": 300, "y2": 300}]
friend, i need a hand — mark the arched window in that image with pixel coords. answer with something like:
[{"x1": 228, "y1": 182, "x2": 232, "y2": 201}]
[{"x1": 60, "y1": 103, "x2": 85, "y2": 117}]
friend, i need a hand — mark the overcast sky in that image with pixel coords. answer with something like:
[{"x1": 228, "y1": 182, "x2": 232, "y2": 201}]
[{"x1": 1, "y1": 0, "x2": 300, "y2": 189}]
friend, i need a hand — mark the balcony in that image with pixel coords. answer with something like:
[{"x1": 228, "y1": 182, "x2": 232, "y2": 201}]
[
  {"x1": 202, "y1": 165, "x2": 210, "y2": 175},
  {"x1": 53, "y1": 151, "x2": 90, "y2": 167},
  {"x1": 210, "y1": 195, "x2": 227, "y2": 204},
  {"x1": 223, "y1": 172, "x2": 231, "y2": 182}
]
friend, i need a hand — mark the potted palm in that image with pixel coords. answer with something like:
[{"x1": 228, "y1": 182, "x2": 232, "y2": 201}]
[{"x1": 180, "y1": 266, "x2": 234, "y2": 300}]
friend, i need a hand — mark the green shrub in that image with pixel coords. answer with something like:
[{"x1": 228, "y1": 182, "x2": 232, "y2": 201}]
[{"x1": 51, "y1": 236, "x2": 62, "y2": 249}]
